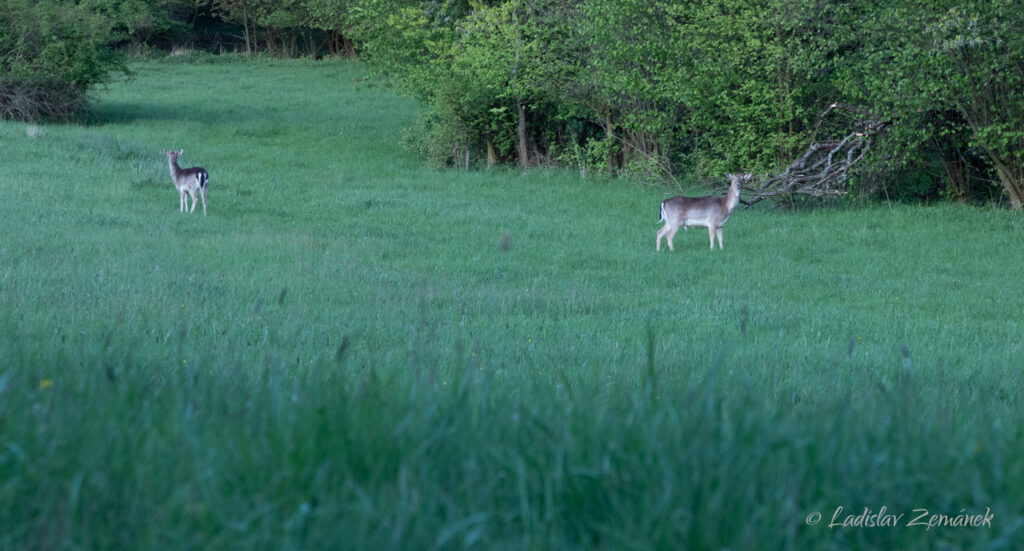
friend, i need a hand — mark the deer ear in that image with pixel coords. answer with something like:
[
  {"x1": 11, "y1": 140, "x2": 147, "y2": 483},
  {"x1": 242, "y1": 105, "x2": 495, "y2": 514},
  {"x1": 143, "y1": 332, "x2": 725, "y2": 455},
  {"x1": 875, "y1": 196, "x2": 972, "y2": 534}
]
[
  {"x1": 744, "y1": 173, "x2": 752, "y2": 179},
  {"x1": 177, "y1": 149, "x2": 184, "y2": 155}
]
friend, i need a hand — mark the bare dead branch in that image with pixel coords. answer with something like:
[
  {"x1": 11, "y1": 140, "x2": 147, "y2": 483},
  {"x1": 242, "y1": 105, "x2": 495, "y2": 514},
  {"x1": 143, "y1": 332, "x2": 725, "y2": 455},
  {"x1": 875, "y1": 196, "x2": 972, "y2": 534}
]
[
  {"x1": 0, "y1": 79, "x2": 88, "y2": 123},
  {"x1": 743, "y1": 103, "x2": 889, "y2": 206}
]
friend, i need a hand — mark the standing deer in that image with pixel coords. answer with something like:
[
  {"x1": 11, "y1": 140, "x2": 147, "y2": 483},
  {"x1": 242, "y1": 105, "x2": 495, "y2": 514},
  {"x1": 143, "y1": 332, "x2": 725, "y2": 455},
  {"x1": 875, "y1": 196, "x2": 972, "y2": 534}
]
[
  {"x1": 164, "y1": 149, "x2": 209, "y2": 215},
  {"x1": 656, "y1": 173, "x2": 750, "y2": 251}
]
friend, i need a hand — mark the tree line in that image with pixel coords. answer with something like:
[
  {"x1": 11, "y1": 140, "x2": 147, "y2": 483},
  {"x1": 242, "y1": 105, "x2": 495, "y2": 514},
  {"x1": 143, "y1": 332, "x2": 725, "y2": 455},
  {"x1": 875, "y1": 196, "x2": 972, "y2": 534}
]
[{"x1": 3, "y1": 0, "x2": 1022, "y2": 208}]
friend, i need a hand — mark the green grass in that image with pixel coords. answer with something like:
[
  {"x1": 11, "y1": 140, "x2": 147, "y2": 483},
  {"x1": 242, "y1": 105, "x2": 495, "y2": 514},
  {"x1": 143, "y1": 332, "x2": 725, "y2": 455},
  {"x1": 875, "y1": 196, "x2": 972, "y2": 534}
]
[{"x1": 2, "y1": 58, "x2": 1024, "y2": 550}]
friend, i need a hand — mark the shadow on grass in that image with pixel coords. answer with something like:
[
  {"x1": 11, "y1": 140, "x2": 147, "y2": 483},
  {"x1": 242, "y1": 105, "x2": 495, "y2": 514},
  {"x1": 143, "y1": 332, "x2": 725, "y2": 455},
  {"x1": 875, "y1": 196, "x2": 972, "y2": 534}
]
[{"x1": 87, "y1": 101, "x2": 247, "y2": 127}]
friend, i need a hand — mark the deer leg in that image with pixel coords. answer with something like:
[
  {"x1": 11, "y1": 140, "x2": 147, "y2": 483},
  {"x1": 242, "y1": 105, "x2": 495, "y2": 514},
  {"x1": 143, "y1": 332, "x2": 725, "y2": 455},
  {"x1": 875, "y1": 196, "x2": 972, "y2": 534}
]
[
  {"x1": 707, "y1": 227, "x2": 715, "y2": 250},
  {"x1": 179, "y1": 189, "x2": 186, "y2": 212},
  {"x1": 188, "y1": 189, "x2": 197, "y2": 213},
  {"x1": 716, "y1": 227, "x2": 724, "y2": 249},
  {"x1": 199, "y1": 187, "x2": 207, "y2": 216},
  {"x1": 667, "y1": 226, "x2": 681, "y2": 251},
  {"x1": 656, "y1": 225, "x2": 669, "y2": 251}
]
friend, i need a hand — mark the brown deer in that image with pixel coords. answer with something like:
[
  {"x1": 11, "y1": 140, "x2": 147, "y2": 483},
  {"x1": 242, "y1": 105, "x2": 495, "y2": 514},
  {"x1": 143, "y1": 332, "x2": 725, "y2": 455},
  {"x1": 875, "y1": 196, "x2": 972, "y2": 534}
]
[
  {"x1": 164, "y1": 149, "x2": 209, "y2": 215},
  {"x1": 656, "y1": 173, "x2": 750, "y2": 251}
]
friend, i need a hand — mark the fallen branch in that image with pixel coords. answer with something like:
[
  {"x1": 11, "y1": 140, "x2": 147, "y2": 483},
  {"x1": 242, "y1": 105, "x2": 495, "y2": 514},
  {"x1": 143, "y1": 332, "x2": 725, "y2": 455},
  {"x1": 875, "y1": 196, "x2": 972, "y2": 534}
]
[{"x1": 744, "y1": 103, "x2": 889, "y2": 206}]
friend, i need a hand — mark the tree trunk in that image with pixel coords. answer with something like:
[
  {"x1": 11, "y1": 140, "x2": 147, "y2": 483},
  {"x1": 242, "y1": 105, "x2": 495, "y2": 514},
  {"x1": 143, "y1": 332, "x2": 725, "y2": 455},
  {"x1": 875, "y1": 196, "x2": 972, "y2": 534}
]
[
  {"x1": 343, "y1": 36, "x2": 357, "y2": 58},
  {"x1": 936, "y1": 135, "x2": 970, "y2": 204},
  {"x1": 941, "y1": 155, "x2": 969, "y2": 203},
  {"x1": 325, "y1": 31, "x2": 337, "y2": 56},
  {"x1": 971, "y1": 130, "x2": 1024, "y2": 208},
  {"x1": 242, "y1": 1, "x2": 252, "y2": 54},
  {"x1": 517, "y1": 98, "x2": 529, "y2": 170},
  {"x1": 992, "y1": 158, "x2": 1024, "y2": 209},
  {"x1": 486, "y1": 138, "x2": 497, "y2": 169},
  {"x1": 605, "y1": 110, "x2": 616, "y2": 175}
]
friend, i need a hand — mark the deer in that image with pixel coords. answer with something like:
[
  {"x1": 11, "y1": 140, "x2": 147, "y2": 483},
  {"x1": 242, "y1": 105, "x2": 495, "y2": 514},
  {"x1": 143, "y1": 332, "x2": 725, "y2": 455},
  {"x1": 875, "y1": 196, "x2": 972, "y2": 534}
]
[
  {"x1": 656, "y1": 173, "x2": 750, "y2": 251},
  {"x1": 164, "y1": 149, "x2": 209, "y2": 215}
]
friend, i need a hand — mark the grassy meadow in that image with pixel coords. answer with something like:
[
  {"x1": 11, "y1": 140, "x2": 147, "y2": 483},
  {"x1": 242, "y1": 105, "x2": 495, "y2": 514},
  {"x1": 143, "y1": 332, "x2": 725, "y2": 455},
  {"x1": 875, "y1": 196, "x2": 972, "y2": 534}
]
[{"x1": 1, "y1": 58, "x2": 1023, "y2": 549}]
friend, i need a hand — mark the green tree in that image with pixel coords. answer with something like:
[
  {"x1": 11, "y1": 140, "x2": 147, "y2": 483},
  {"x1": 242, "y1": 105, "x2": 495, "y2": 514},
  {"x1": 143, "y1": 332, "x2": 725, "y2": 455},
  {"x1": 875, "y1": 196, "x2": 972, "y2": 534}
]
[
  {"x1": 355, "y1": 0, "x2": 573, "y2": 168},
  {"x1": 251, "y1": 0, "x2": 322, "y2": 57},
  {"x1": 930, "y1": 4, "x2": 1024, "y2": 208},
  {"x1": 842, "y1": 0, "x2": 1024, "y2": 207},
  {"x1": 575, "y1": 0, "x2": 861, "y2": 181},
  {"x1": 450, "y1": 0, "x2": 579, "y2": 168},
  {"x1": 0, "y1": 0, "x2": 130, "y2": 121},
  {"x1": 576, "y1": 0, "x2": 681, "y2": 177},
  {"x1": 306, "y1": 0, "x2": 361, "y2": 57},
  {"x1": 346, "y1": 0, "x2": 1023, "y2": 207}
]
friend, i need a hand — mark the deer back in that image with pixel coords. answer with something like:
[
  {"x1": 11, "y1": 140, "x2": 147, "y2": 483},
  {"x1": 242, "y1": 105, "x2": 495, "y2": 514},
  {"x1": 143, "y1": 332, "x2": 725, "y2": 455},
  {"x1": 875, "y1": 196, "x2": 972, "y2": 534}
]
[{"x1": 662, "y1": 195, "x2": 730, "y2": 228}]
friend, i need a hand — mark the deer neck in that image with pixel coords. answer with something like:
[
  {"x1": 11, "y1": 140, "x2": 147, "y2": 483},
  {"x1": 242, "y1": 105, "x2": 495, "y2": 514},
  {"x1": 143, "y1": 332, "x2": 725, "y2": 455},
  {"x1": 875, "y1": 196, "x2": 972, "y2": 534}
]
[
  {"x1": 725, "y1": 182, "x2": 740, "y2": 213},
  {"x1": 168, "y1": 158, "x2": 182, "y2": 179}
]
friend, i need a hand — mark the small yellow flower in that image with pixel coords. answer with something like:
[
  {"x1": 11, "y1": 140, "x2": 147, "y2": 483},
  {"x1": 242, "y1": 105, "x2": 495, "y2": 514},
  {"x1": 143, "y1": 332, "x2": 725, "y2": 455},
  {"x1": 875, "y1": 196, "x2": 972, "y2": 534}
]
[
  {"x1": 39, "y1": 379, "x2": 53, "y2": 389},
  {"x1": 528, "y1": 339, "x2": 532, "y2": 343}
]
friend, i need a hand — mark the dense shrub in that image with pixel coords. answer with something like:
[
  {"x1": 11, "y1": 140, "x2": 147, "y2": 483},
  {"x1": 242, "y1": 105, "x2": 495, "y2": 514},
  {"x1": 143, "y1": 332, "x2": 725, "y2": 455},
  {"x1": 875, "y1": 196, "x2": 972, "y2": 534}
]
[
  {"x1": 347, "y1": 0, "x2": 1024, "y2": 207},
  {"x1": 0, "y1": 0, "x2": 128, "y2": 122}
]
